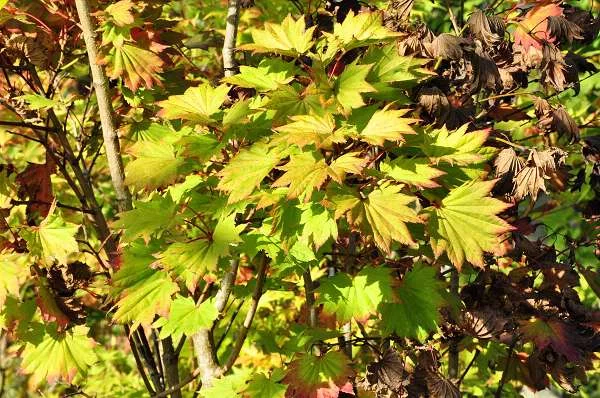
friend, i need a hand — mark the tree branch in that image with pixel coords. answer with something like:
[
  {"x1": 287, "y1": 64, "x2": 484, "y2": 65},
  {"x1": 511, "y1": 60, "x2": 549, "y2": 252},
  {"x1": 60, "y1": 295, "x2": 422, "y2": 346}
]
[
  {"x1": 125, "y1": 325, "x2": 156, "y2": 395},
  {"x1": 222, "y1": 0, "x2": 240, "y2": 77},
  {"x1": 0, "y1": 120, "x2": 57, "y2": 132},
  {"x1": 74, "y1": 0, "x2": 132, "y2": 213},
  {"x1": 303, "y1": 270, "x2": 317, "y2": 328},
  {"x1": 224, "y1": 255, "x2": 268, "y2": 372}
]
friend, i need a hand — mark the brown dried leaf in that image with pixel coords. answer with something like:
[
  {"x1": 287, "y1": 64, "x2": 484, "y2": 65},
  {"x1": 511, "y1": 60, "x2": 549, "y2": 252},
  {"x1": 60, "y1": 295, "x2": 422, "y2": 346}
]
[
  {"x1": 425, "y1": 34, "x2": 472, "y2": 60},
  {"x1": 471, "y1": 46, "x2": 501, "y2": 92},
  {"x1": 384, "y1": 0, "x2": 415, "y2": 31},
  {"x1": 16, "y1": 152, "x2": 56, "y2": 220},
  {"x1": 468, "y1": 10, "x2": 502, "y2": 46},
  {"x1": 364, "y1": 349, "x2": 409, "y2": 396},
  {"x1": 547, "y1": 16, "x2": 584, "y2": 43},
  {"x1": 541, "y1": 43, "x2": 567, "y2": 92},
  {"x1": 552, "y1": 106, "x2": 579, "y2": 142},
  {"x1": 495, "y1": 148, "x2": 525, "y2": 179},
  {"x1": 418, "y1": 86, "x2": 450, "y2": 122}
]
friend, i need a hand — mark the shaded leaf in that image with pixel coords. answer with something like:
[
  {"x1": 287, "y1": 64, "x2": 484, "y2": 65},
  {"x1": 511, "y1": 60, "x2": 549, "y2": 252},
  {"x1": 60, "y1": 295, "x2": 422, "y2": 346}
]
[{"x1": 381, "y1": 157, "x2": 445, "y2": 188}]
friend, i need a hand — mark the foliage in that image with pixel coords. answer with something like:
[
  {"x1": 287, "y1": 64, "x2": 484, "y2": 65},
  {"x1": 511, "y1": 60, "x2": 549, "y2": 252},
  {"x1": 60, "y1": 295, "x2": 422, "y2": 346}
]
[{"x1": 0, "y1": 0, "x2": 599, "y2": 397}]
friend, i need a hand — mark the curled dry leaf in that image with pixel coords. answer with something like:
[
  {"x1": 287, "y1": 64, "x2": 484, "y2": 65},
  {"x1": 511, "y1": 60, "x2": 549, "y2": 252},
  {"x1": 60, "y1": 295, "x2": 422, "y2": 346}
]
[
  {"x1": 425, "y1": 33, "x2": 472, "y2": 60},
  {"x1": 470, "y1": 45, "x2": 501, "y2": 93},
  {"x1": 563, "y1": 5, "x2": 600, "y2": 43},
  {"x1": 513, "y1": 148, "x2": 566, "y2": 201},
  {"x1": 547, "y1": 16, "x2": 584, "y2": 43},
  {"x1": 541, "y1": 43, "x2": 567, "y2": 92},
  {"x1": 468, "y1": 9, "x2": 503, "y2": 46},
  {"x1": 383, "y1": 0, "x2": 415, "y2": 31},
  {"x1": 363, "y1": 349, "x2": 409, "y2": 396},
  {"x1": 552, "y1": 106, "x2": 580, "y2": 142},
  {"x1": 418, "y1": 86, "x2": 450, "y2": 122}
]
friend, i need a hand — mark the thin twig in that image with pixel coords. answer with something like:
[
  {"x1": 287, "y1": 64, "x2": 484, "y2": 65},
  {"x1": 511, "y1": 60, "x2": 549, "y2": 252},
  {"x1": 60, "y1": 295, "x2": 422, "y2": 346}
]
[
  {"x1": 458, "y1": 350, "x2": 479, "y2": 386},
  {"x1": 494, "y1": 338, "x2": 517, "y2": 398},
  {"x1": 224, "y1": 255, "x2": 269, "y2": 372},
  {"x1": 125, "y1": 325, "x2": 156, "y2": 395},
  {"x1": 150, "y1": 368, "x2": 202, "y2": 398},
  {"x1": 0, "y1": 120, "x2": 58, "y2": 132}
]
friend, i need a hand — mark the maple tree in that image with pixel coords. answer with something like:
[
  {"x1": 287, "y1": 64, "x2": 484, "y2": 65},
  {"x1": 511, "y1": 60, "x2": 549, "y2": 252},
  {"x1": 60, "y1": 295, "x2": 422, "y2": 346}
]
[{"x1": 0, "y1": 0, "x2": 600, "y2": 397}]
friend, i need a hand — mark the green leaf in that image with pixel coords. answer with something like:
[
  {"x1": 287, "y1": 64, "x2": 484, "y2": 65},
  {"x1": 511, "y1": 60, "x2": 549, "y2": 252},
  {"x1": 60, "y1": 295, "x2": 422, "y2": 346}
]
[
  {"x1": 218, "y1": 143, "x2": 286, "y2": 203},
  {"x1": 329, "y1": 152, "x2": 367, "y2": 182},
  {"x1": 223, "y1": 59, "x2": 299, "y2": 92},
  {"x1": 157, "y1": 84, "x2": 229, "y2": 123},
  {"x1": 15, "y1": 94, "x2": 58, "y2": 110},
  {"x1": 104, "y1": 0, "x2": 135, "y2": 27},
  {"x1": 327, "y1": 11, "x2": 400, "y2": 51},
  {"x1": 422, "y1": 124, "x2": 491, "y2": 165},
  {"x1": 381, "y1": 264, "x2": 445, "y2": 340},
  {"x1": 380, "y1": 157, "x2": 445, "y2": 188},
  {"x1": 21, "y1": 325, "x2": 97, "y2": 385},
  {"x1": 112, "y1": 242, "x2": 178, "y2": 329},
  {"x1": 317, "y1": 266, "x2": 392, "y2": 323},
  {"x1": 113, "y1": 195, "x2": 178, "y2": 242},
  {"x1": 104, "y1": 42, "x2": 163, "y2": 91},
  {"x1": 244, "y1": 372, "x2": 287, "y2": 398},
  {"x1": 363, "y1": 44, "x2": 434, "y2": 88},
  {"x1": 426, "y1": 180, "x2": 513, "y2": 269},
  {"x1": 359, "y1": 107, "x2": 417, "y2": 145},
  {"x1": 160, "y1": 216, "x2": 243, "y2": 290},
  {"x1": 299, "y1": 202, "x2": 338, "y2": 249},
  {"x1": 273, "y1": 113, "x2": 338, "y2": 149},
  {"x1": 0, "y1": 253, "x2": 24, "y2": 307},
  {"x1": 272, "y1": 151, "x2": 331, "y2": 201},
  {"x1": 240, "y1": 15, "x2": 316, "y2": 56},
  {"x1": 21, "y1": 205, "x2": 79, "y2": 265},
  {"x1": 153, "y1": 296, "x2": 217, "y2": 342},
  {"x1": 125, "y1": 139, "x2": 186, "y2": 191},
  {"x1": 334, "y1": 63, "x2": 375, "y2": 112},
  {"x1": 267, "y1": 84, "x2": 326, "y2": 121},
  {"x1": 201, "y1": 369, "x2": 251, "y2": 398},
  {"x1": 331, "y1": 183, "x2": 421, "y2": 253}
]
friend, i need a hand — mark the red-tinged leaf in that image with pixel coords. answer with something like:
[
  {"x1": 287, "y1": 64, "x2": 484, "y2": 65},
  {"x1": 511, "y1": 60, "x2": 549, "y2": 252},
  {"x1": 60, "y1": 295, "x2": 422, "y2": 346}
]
[
  {"x1": 520, "y1": 318, "x2": 580, "y2": 362},
  {"x1": 283, "y1": 351, "x2": 355, "y2": 398},
  {"x1": 16, "y1": 152, "x2": 56, "y2": 218},
  {"x1": 35, "y1": 281, "x2": 70, "y2": 330},
  {"x1": 514, "y1": 3, "x2": 563, "y2": 51}
]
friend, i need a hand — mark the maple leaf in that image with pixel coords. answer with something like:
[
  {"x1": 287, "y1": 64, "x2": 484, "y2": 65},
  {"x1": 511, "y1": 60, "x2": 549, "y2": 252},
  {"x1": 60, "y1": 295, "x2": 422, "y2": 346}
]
[
  {"x1": 243, "y1": 372, "x2": 288, "y2": 398},
  {"x1": 103, "y1": 42, "x2": 164, "y2": 90},
  {"x1": 111, "y1": 242, "x2": 178, "y2": 329},
  {"x1": 218, "y1": 143, "x2": 286, "y2": 204},
  {"x1": 328, "y1": 11, "x2": 400, "y2": 51},
  {"x1": 426, "y1": 180, "x2": 513, "y2": 269},
  {"x1": 272, "y1": 151, "x2": 331, "y2": 201},
  {"x1": 0, "y1": 253, "x2": 24, "y2": 308},
  {"x1": 318, "y1": 266, "x2": 392, "y2": 323},
  {"x1": 35, "y1": 280, "x2": 70, "y2": 330},
  {"x1": 125, "y1": 139, "x2": 186, "y2": 191},
  {"x1": 113, "y1": 195, "x2": 178, "y2": 242},
  {"x1": 299, "y1": 202, "x2": 338, "y2": 249},
  {"x1": 283, "y1": 351, "x2": 354, "y2": 398},
  {"x1": 21, "y1": 325, "x2": 97, "y2": 386},
  {"x1": 334, "y1": 63, "x2": 376, "y2": 113},
  {"x1": 331, "y1": 183, "x2": 421, "y2": 253},
  {"x1": 104, "y1": 0, "x2": 135, "y2": 27},
  {"x1": 14, "y1": 94, "x2": 58, "y2": 111},
  {"x1": 520, "y1": 318, "x2": 580, "y2": 362},
  {"x1": 240, "y1": 15, "x2": 316, "y2": 56},
  {"x1": 153, "y1": 295, "x2": 217, "y2": 342},
  {"x1": 381, "y1": 264, "x2": 445, "y2": 340},
  {"x1": 273, "y1": 113, "x2": 338, "y2": 149},
  {"x1": 381, "y1": 157, "x2": 445, "y2": 188},
  {"x1": 16, "y1": 153, "x2": 56, "y2": 218},
  {"x1": 159, "y1": 216, "x2": 243, "y2": 290},
  {"x1": 359, "y1": 107, "x2": 418, "y2": 146},
  {"x1": 157, "y1": 84, "x2": 230, "y2": 123},
  {"x1": 21, "y1": 204, "x2": 79, "y2": 265},
  {"x1": 222, "y1": 58, "x2": 299, "y2": 92},
  {"x1": 421, "y1": 124, "x2": 491, "y2": 165},
  {"x1": 514, "y1": 3, "x2": 563, "y2": 51},
  {"x1": 329, "y1": 152, "x2": 367, "y2": 182}
]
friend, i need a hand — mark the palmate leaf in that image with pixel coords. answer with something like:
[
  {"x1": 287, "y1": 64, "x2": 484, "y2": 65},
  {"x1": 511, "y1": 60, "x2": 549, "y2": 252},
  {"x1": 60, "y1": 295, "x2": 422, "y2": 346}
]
[
  {"x1": 363, "y1": 44, "x2": 434, "y2": 88},
  {"x1": 103, "y1": 42, "x2": 163, "y2": 90},
  {"x1": 222, "y1": 59, "x2": 300, "y2": 92},
  {"x1": 334, "y1": 63, "x2": 376, "y2": 113},
  {"x1": 327, "y1": 11, "x2": 400, "y2": 51},
  {"x1": 272, "y1": 151, "x2": 331, "y2": 201},
  {"x1": 273, "y1": 113, "x2": 338, "y2": 149},
  {"x1": 0, "y1": 253, "x2": 25, "y2": 307},
  {"x1": 244, "y1": 372, "x2": 287, "y2": 398},
  {"x1": 514, "y1": 3, "x2": 562, "y2": 50},
  {"x1": 421, "y1": 124, "x2": 491, "y2": 165},
  {"x1": 21, "y1": 325, "x2": 97, "y2": 386},
  {"x1": 157, "y1": 84, "x2": 230, "y2": 123},
  {"x1": 380, "y1": 157, "x2": 445, "y2": 188},
  {"x1": 331, "y1": 183, "x2": 421, "y2": 253},
  {"x1": 299, "y1": 202, "x2": 338, "y2": 250},
  {"x1": 111, "y1": 242, "x2": 178, "y2": 328},
  {"x1": 159, "y1": 216, "x2": 243, "y2": 290},
  {"x1": 239, "y1": 15, "x2": 316, "y2": 56},
  {"x1": 380, "y1": 264, "x2": 445, "y2": 340},
  {"x1": 21, "y1": 205, "x2": 79, "y2": 265},
  {"x1": 426, "y1": 180, "x2": 513, "y2": 269},
  {"x1": 153, "y1": 295, "x2": 217, "y2": 342},
  {"x1": 359, "y1": 107, "x2": 418, "y2": 145},
  {"x1": 317, "y1": 266, "x2": 392, "y2": 323},
  {"x1": 520, "y1": 318, "x2": 580, "y2": 362},
  {"x1": 113, "y1": 195, "x2": 178, "y2": 242},
  {"x1": 125, "y1": 140, "x2": 186, "y2": 191},
  {"x1": 283, "y1": 351, "x2": 354, "y2": 398},
  {"x1": 218, "y1": 143, "x2": 286, "y2": 204}
]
